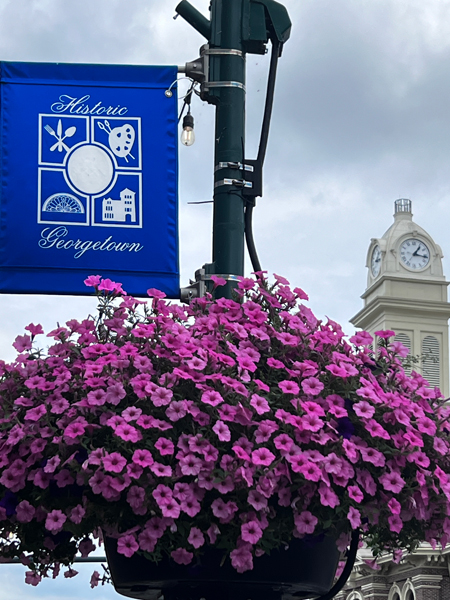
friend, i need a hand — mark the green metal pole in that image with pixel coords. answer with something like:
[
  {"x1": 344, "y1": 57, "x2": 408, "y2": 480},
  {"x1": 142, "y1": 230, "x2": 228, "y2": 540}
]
[{"x1": 210, "y1": 0, "x2": 246, "y2": 298}]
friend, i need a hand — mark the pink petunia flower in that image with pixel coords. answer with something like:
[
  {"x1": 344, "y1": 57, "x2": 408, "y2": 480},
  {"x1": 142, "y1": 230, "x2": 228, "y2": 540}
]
[
  {"x1": 347, "y1": 506, "x2": 361, "y2": 529},
  {"x1": 230, "y1": 544, "x2": 253, "y2": 573},
  {"x1": 171, "y1": 548, "x2": 193, "y2": 565},
  {"x1": 188, "y1": 527, "x2": 205, "y2": 549},
  {"x1": 154, "y1": 437, "x2": 175, "y2": 456},
  {"x1": 278, "y1": 380, "x2": 300, "y2": 395},
  {"x1": 241, "y1": 520, "x2": 263, "y2": 544},
  {"x1": 250, "y1": 394, "x2": 270, "y2": 414},
  {"x1": 353, "y1": 401, "x2": 375, "y2": 419},
  {"x1": 294, "y1": 511, "x2": 318, "y2": 535},
  {"x1": 379, "y1": 471, "x2": 406, "y2": 493},
  {"x1": 45, "y1": 509, "x2": 67, "y2": 533},
  {"x1": 103, "y1": 452, "x2": 127, "y2": 473},
  {"x1": 201, "y1": 390, "x2": 223, "y2": 406},
  {"x1": 212, "y1": 420, "x2": 231, "y2": 442},
  {"x1": 251, "y1": 448, "x2": 275, "y2": 467},
  {"x1": 117, "y1": 534, "x2": 139, "y2": 558},
  {"x1": 301, "y1": 377, "x2": 324, "y2": 396}
]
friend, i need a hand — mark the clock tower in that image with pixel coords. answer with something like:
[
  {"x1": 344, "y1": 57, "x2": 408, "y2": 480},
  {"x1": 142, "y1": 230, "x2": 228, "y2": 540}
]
[{"x1": 351, "y1": 198, "x2": 450, "y2": 396}]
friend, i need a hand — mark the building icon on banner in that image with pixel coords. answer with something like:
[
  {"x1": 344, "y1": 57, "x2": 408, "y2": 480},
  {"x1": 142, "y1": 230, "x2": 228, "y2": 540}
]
[{"x1": 103, "y1": 189, "x2": 136, "y2": 223}]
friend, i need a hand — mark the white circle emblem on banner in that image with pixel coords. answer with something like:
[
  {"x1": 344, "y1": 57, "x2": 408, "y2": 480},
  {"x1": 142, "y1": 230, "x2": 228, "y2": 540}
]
[{"x1": 67, "y1": 144, "x2": 114, "y2": 195}]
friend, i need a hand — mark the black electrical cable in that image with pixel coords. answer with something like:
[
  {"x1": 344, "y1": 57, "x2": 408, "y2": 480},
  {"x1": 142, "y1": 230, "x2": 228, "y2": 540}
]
[
  {"x1": 244, "y1": 39, "x2": 280, "y2": 272},
  {"x1": 257, "y1": 39, "x2": 280, "y2": 165},
  {"x1": 245, "y1": 204, "x2": 262, "y2": 272}
]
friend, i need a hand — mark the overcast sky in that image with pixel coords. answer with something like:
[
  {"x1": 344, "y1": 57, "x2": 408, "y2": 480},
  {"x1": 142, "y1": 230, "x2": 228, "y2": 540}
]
[{"x1": 1, "y1": 0, "x2": 450, "y2": 595}]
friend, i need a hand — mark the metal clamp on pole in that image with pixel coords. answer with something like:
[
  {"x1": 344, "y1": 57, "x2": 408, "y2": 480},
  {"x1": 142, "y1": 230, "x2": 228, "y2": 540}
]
[
  {"x1": 214, "y1": 161, "x2": 254, "y2": 173},
  {"x1": 202, "y1": 273, "x2": 241, "y2": 282},
  {"x1": 214, "y1": 178, "x2": 253, "y2": 189},
  {"x1": 203, "y1": 81, "x2": 246, "y2": 92},
  {"x1": 203, "y1": 48, "x2": 244, "y2": 58}
]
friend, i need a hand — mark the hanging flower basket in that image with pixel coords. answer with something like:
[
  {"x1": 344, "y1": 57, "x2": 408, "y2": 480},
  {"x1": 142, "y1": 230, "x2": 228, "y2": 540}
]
[
  {"x1": 0, "y1": 274, "x2": 449, "y2": 593},
  {"x1": 104, "y1": 533, "x2": 341, "y2": 600}
]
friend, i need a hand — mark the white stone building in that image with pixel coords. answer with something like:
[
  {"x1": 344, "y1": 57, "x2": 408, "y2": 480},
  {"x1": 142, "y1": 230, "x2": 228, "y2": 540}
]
[{"x1": 103, "y1": 188, "x2": 136, "y2": 223}]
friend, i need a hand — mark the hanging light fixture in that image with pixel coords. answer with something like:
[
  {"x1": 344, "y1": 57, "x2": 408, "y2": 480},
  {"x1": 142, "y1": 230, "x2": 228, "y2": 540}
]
[{"x1": 181, "y1": 107, "x2": 195, "y2": 146}]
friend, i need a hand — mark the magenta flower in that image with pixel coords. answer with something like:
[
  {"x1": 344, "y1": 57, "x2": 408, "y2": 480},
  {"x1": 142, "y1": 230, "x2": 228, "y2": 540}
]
[
  {"x1": 359, "y1": 446, "x2": 385, "y2": 467},
  {"x1": 251, "y1": 448, "x2": 275, "y2": 467},
  {"x1": 13, "y1": 334, "x2": 32, "y2": 353},
  {"x1": 151, "y1": 387, "x2": 173, "y2": 407},
  {"x1": 294, "y1": 511, "x2": 318, "y2": 535},
  {"x1": 103, "y1": 452, "x2": 127, "y2": 473},
  {"x1": 64, "y1": 422, "x2": 86, "y2": 439},
  {"x1": 201, "y1": 390, "x2": 223, "y2": 406},
  {"x1": 150, "y1": 462, "x2": 173, "y2": 477},
  {"x1": 353, "y1": 401, "x2": 375, "y2": 419},
  {"x1": 379, "y1": 471, "x2": 406, "y2": 493},
  {"x1": 347, "y1": 485, "x2": 364, "y2": 503},
  {"x1": 388, "y1": 498, "x2": 401, "y2": 515},
  {"x1": 84, "y1": 275, "x2": 101, "y2": 288},
  {"x1": 171, "y1": 548, "x2": 193, "y2": 565},
  {"x1": 278, "y1": 380, "x2": 300, "y2": 395},
  {"x1": 25, "y1": 571, "x2": 41, "y2": 586},
  {"x1": 388, "y1": 515, "x2": 403, "y2": 533},
  {"x1": 318, "y1": 484, "x2": 339, "y2": 508},
  {"x1": 187, "y1": 527, "x2": 205, "y2": 549},
  {"x1": 212, "y1": 420, "x2": 231, "y2": 442},
  {"x1": 117, "y1": 534, "x2": 139, "y2": 558},
  {"x1": 301, "y1": 377, "x2": 324, "y2": 396},
  {"x1": 138, "y1": 529, "x2": 156, "y2": 553},
  {"x1": 132, "y1": 449, "x2": 154, "y2": 468},
  {"x1": 114, "y1": 423, "x2": 142, "y2": 442},
  {"x1": 179, "y1": 454, "x2": 203, "y2": 476},
  {"x1": 347, "y1": 507, "x2": 361, "y2": 529},
  {"x1": 45, "y1": 510, "x2": 67, "y2": 533},
  {"x1": 16, "y1": 501, "x2": 35, "y2": 523},
  {"x1": 248, "y1": 490, "x2": 268, "y2": 511},
  {"x1": 241, "y1": 520, "x2": 263, "y2": 544},
  {"x1": 230, "y1": 545, "x2": 253, "y2": 573},
  {"x1": 374, "y1": 329, "x2": 396, "y2": 339},
  {"x1": 250, "y1": 394, "x2": 270, "y2": 414},
  {"x1": 70, "y1": 505, "x2": 86, "y2": 524},
  {"x1": 154, "y1": 437, "x2": 175, "y2": 455}
]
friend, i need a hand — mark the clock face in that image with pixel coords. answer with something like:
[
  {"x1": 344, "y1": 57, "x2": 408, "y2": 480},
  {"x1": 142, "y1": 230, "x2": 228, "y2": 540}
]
[
  {"x1": 371, "y1": 245, "x2": 381, "y2": 277},
  {"x1": 399, "y1": 238, "x2": 430, "y2": 270}
]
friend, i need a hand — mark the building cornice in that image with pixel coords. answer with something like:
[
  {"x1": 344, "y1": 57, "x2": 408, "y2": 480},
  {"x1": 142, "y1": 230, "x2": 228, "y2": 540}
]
[
  {"x1": 351, "y1": 296, "x2": 450, "y2": 329},
  {"x1": 362, "y1": 275, "x2": 449, "y2": 300}
]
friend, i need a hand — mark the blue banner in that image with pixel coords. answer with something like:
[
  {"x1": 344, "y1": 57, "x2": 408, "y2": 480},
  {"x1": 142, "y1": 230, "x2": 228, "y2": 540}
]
[{"x1": 0, "y1": 62, "x2": 179, "y2": 297}]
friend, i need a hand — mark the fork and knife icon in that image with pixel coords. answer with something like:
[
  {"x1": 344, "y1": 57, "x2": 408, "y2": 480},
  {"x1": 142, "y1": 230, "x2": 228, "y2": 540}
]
[{"x1": 44, "y1": 119, "x2": 76, "y2": 152}]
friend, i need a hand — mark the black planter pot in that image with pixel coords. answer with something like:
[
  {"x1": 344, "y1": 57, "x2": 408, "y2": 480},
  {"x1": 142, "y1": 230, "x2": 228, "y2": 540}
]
[{"x1": 104, "y1": 535, "x2": 340, "y2": 600}]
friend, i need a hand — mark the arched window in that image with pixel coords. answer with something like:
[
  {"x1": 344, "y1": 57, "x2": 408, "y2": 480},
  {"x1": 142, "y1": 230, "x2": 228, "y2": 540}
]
[
  {"x1": 388, "y1": 583, "x2": 401, "y2": 600},
  {"x1": 422, "y1": 335, "x2": 440, "y2": 388},
  {"x1": 347, "y1": 591, "x2": 364, "y2": 600},
  {"x1": 402, "y1": 579, "x2": 415, "y2": 600}
]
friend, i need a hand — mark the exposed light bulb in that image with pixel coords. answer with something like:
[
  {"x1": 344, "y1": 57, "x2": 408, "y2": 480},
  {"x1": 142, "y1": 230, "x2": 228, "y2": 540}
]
[{"x1": 181, "y1": 112, "x2": 195, "y2": 146}]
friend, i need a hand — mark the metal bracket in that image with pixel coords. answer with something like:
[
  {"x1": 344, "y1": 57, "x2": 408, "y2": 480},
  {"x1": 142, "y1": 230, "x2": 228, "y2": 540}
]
[
  {"x1": 180, "y1": 268, "x2": 240, "y2": 303},
  {"x1": 202, "y1": 273, "x2": 241, "y2": 282},
  {"x1": 180, "y1": 268, "x2": 207, "y2": 303},
  {"x1": 203, "y1": 81, "x2": 246, "y2": 92},
  {"x1": 203, "y1": 48, "x2": 244, "y2": 58},
  {"x1": 214, "y1": 161, "x2": 254, "y2": 173},
  {"x1": 214, "y1": 178, "x2": 253, "y2": 189}
]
